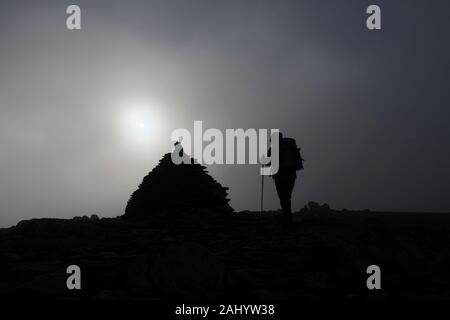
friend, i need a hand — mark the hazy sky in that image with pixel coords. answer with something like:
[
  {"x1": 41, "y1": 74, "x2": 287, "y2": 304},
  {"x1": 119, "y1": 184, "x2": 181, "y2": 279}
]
[{"x1": 1, "y1": 0, "x2": 449, "y2": 227}]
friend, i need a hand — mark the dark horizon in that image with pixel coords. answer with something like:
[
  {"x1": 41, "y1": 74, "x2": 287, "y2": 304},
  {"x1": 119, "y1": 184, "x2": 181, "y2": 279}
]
[{"x1": 1, "y1": 0, "x2": 450, "y2": 227}]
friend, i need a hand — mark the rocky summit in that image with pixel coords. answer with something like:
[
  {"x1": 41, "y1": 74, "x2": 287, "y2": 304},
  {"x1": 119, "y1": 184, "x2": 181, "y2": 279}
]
[{"x1": 2, "y1": 207, "x2": 450, "y2": 300}]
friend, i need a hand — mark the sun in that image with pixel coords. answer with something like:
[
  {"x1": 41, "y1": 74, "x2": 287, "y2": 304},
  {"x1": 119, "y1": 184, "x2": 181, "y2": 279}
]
[{"x1": 120, "y1": 103, "x2": 161, "y2": 145}]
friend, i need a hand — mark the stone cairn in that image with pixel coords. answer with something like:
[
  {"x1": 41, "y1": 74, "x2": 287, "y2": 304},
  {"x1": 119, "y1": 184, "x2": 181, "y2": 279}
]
[{"x1": 124, "y1": 145, "x2": 233, "y2": 222}]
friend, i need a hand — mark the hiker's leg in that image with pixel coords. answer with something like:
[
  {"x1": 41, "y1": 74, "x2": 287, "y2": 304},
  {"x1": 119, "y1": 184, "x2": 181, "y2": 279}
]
[
  {"x1": 283, "y1": 175, "x2": 296, "y2": 223},
  {"x1": 275, "y1": 177, "x2": 291, "y2": 223},
  {"x1": 286, "y1": 175, "x2": 296, "y2": 199},
  {"x1": 275, "y1": 175, "x2": 295, "y2": 224},
  {"x1": 274, "y1": 177, "x2": 288, "y2": 216},
  {"x1": 282, "y1": 193, "x2": 292, "y2": 224},
  {"x1": 274, "y1": 177, "x2": 284, "y2": 206}
]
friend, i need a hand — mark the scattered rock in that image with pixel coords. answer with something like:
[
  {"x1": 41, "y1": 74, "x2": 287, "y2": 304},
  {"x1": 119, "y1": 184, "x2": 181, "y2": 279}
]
[
  {"x1": 121, "y1": 254, "x2": 150, "y2": 292},
  {"x1": 301, "y1": 271, "x2": 335, "y2": 292},
  {"x1": 307, "y1": 201, "x2": 330, "y2": 212},
  {"x1": 226, "y1": 269, "x2": 260, "y2": 294},
  {"x1": 150, "y1": 242, "x2": 226, "y2": 297}
]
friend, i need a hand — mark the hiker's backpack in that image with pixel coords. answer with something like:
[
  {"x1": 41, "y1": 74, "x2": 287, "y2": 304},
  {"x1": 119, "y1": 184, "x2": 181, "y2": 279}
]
[{"x1": 280, "y1": 138, "x2": 304, "y2": 171}]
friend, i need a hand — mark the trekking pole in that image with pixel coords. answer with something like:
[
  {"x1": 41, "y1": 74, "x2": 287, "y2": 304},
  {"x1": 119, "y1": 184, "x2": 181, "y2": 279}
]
[{"x1": 260, "y1": 172, "x2": 264, "y2": 215}]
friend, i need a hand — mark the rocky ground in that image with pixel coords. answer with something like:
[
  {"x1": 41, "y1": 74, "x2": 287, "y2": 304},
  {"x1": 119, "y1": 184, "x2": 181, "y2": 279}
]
[{"x1": 1, "y1": 204, "x2": 450, "y2": 300}]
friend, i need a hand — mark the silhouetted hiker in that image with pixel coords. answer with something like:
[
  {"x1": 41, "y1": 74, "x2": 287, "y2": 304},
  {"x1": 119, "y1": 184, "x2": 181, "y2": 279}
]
[{"x1": 267, "y1": 133, "x2": 304, "y2": 224}]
